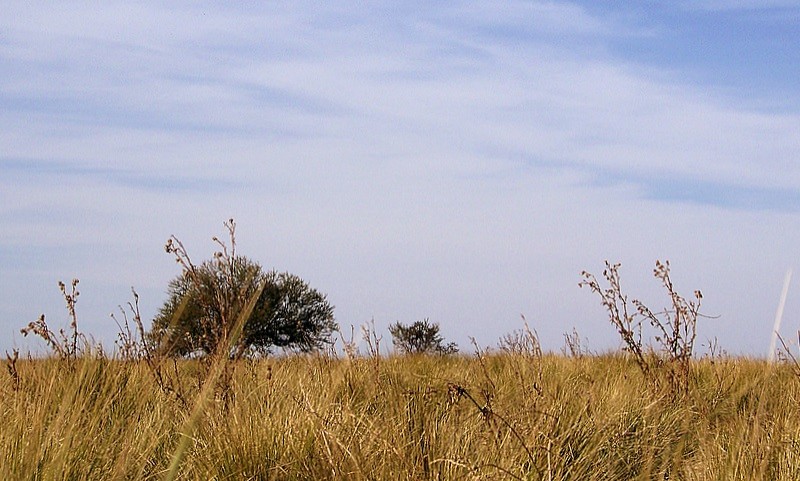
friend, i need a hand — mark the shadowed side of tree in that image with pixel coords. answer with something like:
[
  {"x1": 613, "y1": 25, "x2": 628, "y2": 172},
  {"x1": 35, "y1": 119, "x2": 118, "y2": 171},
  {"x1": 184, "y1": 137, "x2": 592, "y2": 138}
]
[{"x1": 243, "y1": 271, "x2": 337, "y2": 354}]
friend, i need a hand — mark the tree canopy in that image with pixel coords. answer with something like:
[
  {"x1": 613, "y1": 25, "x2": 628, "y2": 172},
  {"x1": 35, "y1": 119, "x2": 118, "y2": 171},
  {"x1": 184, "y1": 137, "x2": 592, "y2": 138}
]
[{"x1": 149, "y1": 221, "x2": 336, "y2": 358}]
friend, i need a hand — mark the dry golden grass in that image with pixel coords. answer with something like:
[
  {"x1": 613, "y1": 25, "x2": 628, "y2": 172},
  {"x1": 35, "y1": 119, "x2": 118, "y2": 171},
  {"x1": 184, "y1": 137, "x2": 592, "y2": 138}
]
[{"x1": 2, "y1": 353, "x2": 800, "y2": 480}]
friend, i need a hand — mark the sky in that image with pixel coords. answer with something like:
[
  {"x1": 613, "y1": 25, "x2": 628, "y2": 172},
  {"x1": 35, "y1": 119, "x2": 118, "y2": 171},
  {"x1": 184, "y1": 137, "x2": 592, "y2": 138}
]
[{"x1": 2, "y1": 1, "x2": 800, "y2": 357}]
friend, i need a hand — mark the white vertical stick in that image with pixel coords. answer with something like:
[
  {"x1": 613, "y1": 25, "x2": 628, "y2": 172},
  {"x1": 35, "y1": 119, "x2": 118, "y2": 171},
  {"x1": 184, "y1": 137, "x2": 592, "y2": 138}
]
[{"x1": 768, "y1": 268, "x2": 792, "y2": 363}]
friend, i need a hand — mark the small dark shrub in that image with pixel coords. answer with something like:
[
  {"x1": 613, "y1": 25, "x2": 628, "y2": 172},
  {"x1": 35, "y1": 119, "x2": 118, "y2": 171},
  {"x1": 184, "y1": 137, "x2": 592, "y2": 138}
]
[{"x1": 389, "y1": 319, "x2": 458, "y2": 355}]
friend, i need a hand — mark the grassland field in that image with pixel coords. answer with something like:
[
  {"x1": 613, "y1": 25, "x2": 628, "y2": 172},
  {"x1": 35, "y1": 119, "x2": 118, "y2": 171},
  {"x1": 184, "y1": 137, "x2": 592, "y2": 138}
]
[{"x1": 3, "y1": 349, "x2": 800, "y2": 480}]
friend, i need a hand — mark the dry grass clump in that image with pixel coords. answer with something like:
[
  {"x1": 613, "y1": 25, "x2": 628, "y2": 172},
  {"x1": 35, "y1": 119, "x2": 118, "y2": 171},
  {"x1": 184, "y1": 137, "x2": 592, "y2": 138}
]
[{"x1": 3, "y1": 352, "x2": 800, "y2": 480}]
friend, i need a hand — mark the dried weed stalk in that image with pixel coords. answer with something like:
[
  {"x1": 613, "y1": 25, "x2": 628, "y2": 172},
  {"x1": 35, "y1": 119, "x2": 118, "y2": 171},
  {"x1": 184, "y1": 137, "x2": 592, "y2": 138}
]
[
  {"x1": 777, "y1": 332, "x2": 800, "y2": 379},
  {"x1": 580, "y1": 260, "x2": 706, "y2": 394},
  {"x1": 447, "y1": 381, "x2": 545, "y2": 479},
  {"x1": 498, "y1": 319, "x2": 546, "y2": 398},
  {"x1": 163, "y1": 218, "x2": 264, "y2": 361},
  {"x1": 5, "y1": 349, "x2": 19, "y2": 392},
  {"x1": 20, "y1": 279, "x2": 88, "y2": 362},
  {"x1": 562, "y1": 327, "x2": 590, "y2": 358},
  {"x1": 338, "y1": 325, "x2": 359, "y2": 360},
  {"x1": 112, "y1": 288, "x2": 189, "y2": 407}
]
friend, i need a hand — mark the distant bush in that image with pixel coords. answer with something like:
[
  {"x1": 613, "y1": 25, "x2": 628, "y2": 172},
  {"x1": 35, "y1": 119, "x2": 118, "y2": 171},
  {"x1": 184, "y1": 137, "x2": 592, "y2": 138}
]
[{"x1": 389, "y1": 319, "x2": 458, "y2": 355}]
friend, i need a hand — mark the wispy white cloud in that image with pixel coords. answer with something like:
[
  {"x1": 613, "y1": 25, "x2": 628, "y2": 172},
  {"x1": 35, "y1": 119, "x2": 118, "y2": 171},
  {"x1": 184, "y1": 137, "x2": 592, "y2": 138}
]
[
  {"x1": 1, "y1": 1, "x2": 799, "y2": 354},
  {"x1": 3, "y1": 1, "x2": 797, "y2": 188}
]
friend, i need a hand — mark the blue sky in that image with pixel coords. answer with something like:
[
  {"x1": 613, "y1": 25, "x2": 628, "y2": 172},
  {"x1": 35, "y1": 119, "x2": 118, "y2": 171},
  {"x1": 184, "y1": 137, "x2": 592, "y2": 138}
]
[{"x1": 2, "y1": 1, "x2": 800, "y2": 356}]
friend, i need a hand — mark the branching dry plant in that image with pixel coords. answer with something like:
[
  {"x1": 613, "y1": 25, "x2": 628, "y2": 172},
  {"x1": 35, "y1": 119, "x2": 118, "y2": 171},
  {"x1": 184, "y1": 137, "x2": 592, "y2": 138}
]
[
  {"x1": 162, "y1": 218, "x2": 259, "y2": 360},
  {"x1": 498, "y1": 317, "x2": 542, "y2": 359},
  {"x1": 580, "y1": 260, "x2": 705, "y2": 394},
  {"x1": 112, "y1": 288, "x2": 189, "y2": 407},
  {"x1": 20, "y1": 279, "x2": 90, "y2": 363},
  {"x1": 562, "y1": 327, "x2": 590, "y2": 358}
]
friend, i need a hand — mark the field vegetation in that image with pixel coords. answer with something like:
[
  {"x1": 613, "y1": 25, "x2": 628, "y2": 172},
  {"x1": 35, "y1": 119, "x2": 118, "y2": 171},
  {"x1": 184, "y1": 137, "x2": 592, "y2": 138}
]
[
  {"x1": 4, "y1": 221, "x2": 800, "y2": 479},
  {"x1": 3, "y1": 344, "x2": 800, "y2": 480}
]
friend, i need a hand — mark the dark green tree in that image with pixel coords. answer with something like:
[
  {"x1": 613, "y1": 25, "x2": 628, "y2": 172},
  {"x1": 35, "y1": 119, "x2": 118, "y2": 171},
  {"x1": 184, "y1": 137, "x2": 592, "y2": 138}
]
[
  {"x1": 389, "y1": 319, "x2": 458, "y2": 355},
  {"x1": 149, "y1": 220, "x2": 336, "y2": 358}
]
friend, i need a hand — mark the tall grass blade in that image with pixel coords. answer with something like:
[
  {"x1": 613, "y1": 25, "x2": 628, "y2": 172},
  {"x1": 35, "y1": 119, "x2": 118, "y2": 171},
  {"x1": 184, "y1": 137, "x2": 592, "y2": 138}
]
[{"x1": 163, "y1": 276, "x2": 266, "y2": 481}]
